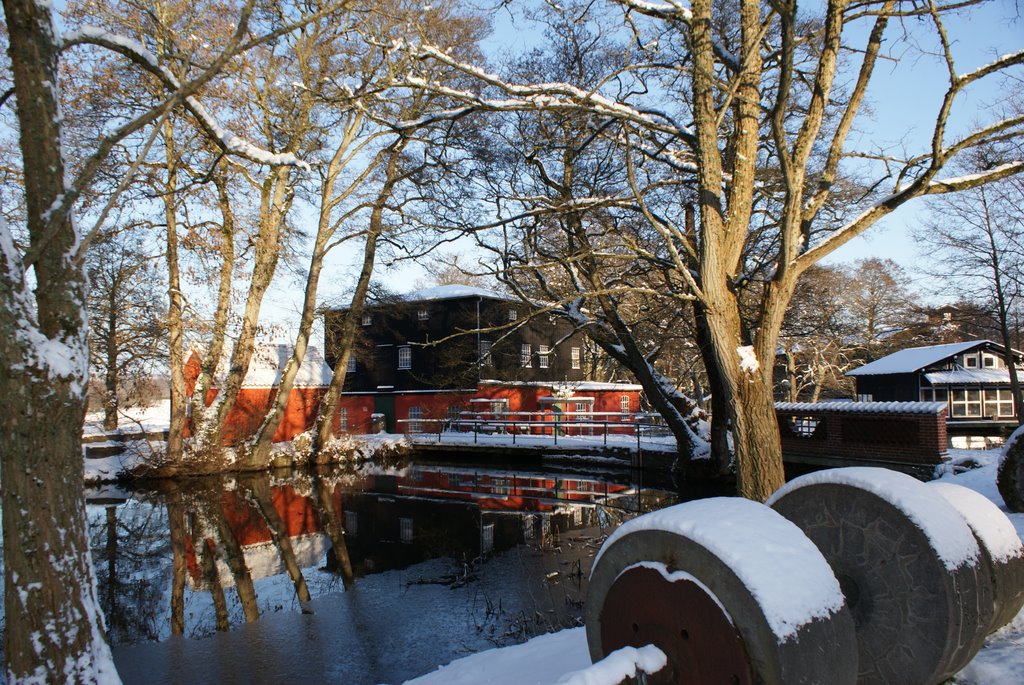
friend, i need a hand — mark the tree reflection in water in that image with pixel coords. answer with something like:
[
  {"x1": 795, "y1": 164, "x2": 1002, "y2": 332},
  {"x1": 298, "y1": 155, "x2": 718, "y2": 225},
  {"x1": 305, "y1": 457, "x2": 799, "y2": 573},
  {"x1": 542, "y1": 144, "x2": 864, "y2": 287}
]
[{"x1": 87, "y1": 462, "x2": 687, "y2": 649}]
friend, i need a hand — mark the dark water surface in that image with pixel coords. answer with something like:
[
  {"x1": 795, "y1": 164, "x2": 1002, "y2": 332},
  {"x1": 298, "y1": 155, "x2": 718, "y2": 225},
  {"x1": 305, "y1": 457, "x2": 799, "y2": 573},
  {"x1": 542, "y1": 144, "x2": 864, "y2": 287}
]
[{"x1": 10, "y1": 456, "x2": 725, "y2": 684}]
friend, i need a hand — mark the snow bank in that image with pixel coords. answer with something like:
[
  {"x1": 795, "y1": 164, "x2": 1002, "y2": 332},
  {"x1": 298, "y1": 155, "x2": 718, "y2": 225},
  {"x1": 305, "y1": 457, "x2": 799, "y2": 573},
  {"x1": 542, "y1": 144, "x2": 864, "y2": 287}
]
[
  {"x1": 931, "y1": 482, "x2": 1023, "y2": 564},
  {"x1": 769, "y1": 467, "x2": 980, "y2": 571},
  {"x1": 555, "y1": 644, "x2": 666, "y2": 685},
  {"x1": 594, "y1": 497, "x2": 846, "y2": 642}
]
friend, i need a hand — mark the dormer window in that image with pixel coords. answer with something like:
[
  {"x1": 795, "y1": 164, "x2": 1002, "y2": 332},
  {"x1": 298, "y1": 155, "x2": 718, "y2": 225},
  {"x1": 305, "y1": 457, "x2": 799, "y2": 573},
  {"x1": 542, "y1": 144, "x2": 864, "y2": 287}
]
[
  {"x1": 418, "y1": 308, "x2": 429, "y2": 321},
  {"x1": 965, "y1": 354, "x2": 978, "y2": 368},
  {"x1": 361, "y1": 313, "x2": 372, "y2": 326},
  {"x1": 982, "y1": 353, "x2": 998, "y2": 368},
  {"x1": 508, "y1": 308, "x2": 518, "y2": 322}
]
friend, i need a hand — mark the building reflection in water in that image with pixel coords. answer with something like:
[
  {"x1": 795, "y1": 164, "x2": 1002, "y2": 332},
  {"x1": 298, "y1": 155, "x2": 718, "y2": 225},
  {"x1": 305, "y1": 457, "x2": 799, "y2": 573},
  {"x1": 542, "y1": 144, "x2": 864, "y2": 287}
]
[{"x1": 87, "y1": 461, "x2": 683, "y2": 648}]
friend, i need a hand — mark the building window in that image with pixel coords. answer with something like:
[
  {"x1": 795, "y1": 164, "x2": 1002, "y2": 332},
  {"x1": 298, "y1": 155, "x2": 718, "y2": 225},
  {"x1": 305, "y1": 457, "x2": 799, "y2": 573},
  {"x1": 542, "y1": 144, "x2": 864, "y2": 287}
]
[
  {"x1": 481, "y1": 523, "x2": 495, "y2": 554},
  {"x1": 344, "y1": 510, "x2": 359, "y2": 536},
  {"x1": 418, "y1": 308, "x2": 429, "y2": 321},
  {"x1": 571, "y1": 347, "x2": 581, "y2": 370},
  {"x1": 538, "y1": 345, "x2": 550, "y2": 368},
  {"x1": 984, "y1": 388, "x2": 1015, "y2": 417},
  {"x1": 965, "y1": 354, "x2": 979, "y2": 368},
  {"x1": 508, "y1": 308, "x2": 518, "y2": 322},
  {"x1": 400, "y1": 517, "x2": 414, "y2": 544},
  {"x1": 479, "y1": 340, "x2": 493, "y2": 365},
  {"x1": 338, "y1": 407, "x2": 348, "y2": 431},
  {"x1": 620, "y1": 394, "x2": 631, "y2": 416},
  {"x1": 951, "y1": 388, "x2": 982, "y2": 417},
  {"x1": 521, "y1": 343, "x2": 532, "y2": 367},
  {"x1": 856, "y1": 394, "x2": 873, "y2": 402},
  {"x1": 983, "y1": 353, "x2": 998, "y2": 368},
  {"x1": 408, "y1": 405, "x2": 424, "y2": 432},
  {"x1": 347, "y1": 356, "x2": 356, "y2": 373},
  {"x1": 398, "y1": 346, "x2": 412, "y2": 369},
  {"x1": 361, "y1": 313, "x2": 372, "y2": 326},
  {"x1": 446, "y1": 405, "x2": 461, "y2": 428}
]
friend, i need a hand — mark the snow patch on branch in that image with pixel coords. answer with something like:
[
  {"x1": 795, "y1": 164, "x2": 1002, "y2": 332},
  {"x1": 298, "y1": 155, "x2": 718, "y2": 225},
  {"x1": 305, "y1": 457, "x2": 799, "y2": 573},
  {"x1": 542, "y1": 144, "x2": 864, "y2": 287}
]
[
  {"x1": 555, "y1": 643, "x2": 667, "y2": 685},
  {"x1": 63, "y1": 26, "x2": 310, "y2": 171}
]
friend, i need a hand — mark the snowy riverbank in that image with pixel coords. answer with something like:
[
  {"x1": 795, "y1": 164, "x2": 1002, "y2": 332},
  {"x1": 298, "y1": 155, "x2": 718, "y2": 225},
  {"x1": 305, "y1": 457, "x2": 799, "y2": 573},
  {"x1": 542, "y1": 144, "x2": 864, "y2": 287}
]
[{"x1": 404, "y1": 448, "x2": 1024, "y2": 685}]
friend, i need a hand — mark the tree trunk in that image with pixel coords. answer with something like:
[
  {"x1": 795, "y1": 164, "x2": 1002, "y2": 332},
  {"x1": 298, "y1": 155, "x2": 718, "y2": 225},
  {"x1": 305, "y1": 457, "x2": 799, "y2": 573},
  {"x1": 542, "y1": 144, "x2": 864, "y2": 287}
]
[
  {"x1": 163, "y1": 118, "x2": 188, "y2": 462},
  {"x1": 207, "y1": 495, "x2": 261, "y2": 623},
  {"x1": 315, "y1": 475, "x2": 355, "y2": 589},
  {"x1": 104, "y1": 298, "x2": 119, "y2": 430},
  {"x1": 192, "y1": 166, "x2": 292, "y2": 458},
  {"x1": 167, "y1": 497, "x2": 188, "y2": 636},
  {"x1": 242, "y1": 475, "x2": 312, "y2": 604},
  {"x1": 0, "y1": 0, "x2": 119, "y2": 680}
]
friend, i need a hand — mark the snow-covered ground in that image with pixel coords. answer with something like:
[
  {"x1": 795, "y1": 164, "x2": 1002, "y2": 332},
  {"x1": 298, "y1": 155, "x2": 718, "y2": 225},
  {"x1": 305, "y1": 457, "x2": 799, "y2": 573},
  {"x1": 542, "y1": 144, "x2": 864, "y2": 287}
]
[{"x1": 404, "y1": 447, "x2": 1024, "y2": 685}]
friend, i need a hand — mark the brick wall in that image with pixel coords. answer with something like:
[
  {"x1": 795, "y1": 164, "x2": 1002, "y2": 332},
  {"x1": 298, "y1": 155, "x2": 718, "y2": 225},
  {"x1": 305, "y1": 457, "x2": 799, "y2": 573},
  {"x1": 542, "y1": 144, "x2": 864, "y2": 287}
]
[{"x1": 776, "y1": 405, "x2": 948, "y2": 465}]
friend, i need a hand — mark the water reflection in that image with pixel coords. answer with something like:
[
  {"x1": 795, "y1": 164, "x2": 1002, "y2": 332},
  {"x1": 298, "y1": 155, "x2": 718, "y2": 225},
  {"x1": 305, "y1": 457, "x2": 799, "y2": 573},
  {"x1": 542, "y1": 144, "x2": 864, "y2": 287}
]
[{"x1": 85, "y1": 461, "x2": 702, "y2": 684}]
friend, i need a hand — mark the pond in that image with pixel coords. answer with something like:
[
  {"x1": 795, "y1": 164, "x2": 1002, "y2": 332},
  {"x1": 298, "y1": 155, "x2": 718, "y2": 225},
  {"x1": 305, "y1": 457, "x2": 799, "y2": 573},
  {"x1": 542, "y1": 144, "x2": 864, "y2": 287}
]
[{"x1": 4, "y1": 456, "x2": 727, "y2": 684}]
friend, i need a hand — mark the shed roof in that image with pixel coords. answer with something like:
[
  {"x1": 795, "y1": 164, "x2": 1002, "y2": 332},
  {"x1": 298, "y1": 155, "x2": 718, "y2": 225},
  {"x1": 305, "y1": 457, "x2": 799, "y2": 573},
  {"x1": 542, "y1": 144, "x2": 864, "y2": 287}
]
[
  {"x1": 845, "y1": 341, "x2": 991, "y2": 377},
  {"x1": 775, "y1": 401, "x2": 947, "y2": 414},
  {"x1": 924, "y1": 369, "x2": 1011, "y2": 385},
  {"x1": 197, "y1": 344, "x2": 334, "y2": 389}
]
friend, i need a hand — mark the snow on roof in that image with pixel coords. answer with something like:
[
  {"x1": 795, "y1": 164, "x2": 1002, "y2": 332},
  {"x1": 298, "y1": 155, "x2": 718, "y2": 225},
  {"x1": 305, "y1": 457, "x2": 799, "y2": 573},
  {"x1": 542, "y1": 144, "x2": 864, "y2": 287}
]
[
  {"x1": 402, "y1": 284, "x2": 512, "y2": 302},
  {"x1": 227, "y1": 344, "x2": 333, "y2": 388},
  {"x1": 768, "y1": 467, "x2": 980, "y2": 572},
  {"x1": 775, "y1": 401, "x2": 946, "y2": 414},
  {"x1": 924, "y1": 369, "x2": 1011, "y2": 385},
  {"x1": 480, "y1": 380, "x2": 643, "y2": 392},
  {"x1": 846, "y1": 341, "x2": 989, "y2": 376},
  {"x1": 595, "y1": 497, "x2": 847, "y2": 643}
]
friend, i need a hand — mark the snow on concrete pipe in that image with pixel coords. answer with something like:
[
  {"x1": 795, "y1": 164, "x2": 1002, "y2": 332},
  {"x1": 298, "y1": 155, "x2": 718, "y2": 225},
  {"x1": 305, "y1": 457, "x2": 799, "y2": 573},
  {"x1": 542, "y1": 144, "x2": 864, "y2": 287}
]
[
  {"x1": 930, "y1": 481, "x2": 1024, "y2": 634},
  {"x1": 585, "y1": 497, "x2": 857, "y2": 685},
  {"x1": 768, "y1": 467, "x2": 988, "y2": 685}
]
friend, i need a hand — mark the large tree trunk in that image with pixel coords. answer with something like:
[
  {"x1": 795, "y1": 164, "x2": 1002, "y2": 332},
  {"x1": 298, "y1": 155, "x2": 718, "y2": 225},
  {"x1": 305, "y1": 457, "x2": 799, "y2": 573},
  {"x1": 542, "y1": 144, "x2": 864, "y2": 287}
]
[{"x1": 0, "y1": 1, "x2": 120, "y2": 681}]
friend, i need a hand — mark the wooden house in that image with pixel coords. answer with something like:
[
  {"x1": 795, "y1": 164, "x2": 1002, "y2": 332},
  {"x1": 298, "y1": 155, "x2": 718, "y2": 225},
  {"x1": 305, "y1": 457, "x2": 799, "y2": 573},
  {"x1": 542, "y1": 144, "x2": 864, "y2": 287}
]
[
  {"x1": 323, "y1": 285, "x2": 642, "y2": 434},
  {"x1": 845, "y1": 340, "x2": 1023, "y2": 433}
]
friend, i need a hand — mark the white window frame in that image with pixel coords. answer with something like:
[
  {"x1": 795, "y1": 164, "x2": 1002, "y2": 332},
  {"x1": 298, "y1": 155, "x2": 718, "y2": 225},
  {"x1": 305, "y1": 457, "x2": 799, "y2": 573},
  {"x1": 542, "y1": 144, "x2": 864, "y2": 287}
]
[
  {"x1": 408, "y1": 405, "x2": 424, "y2": 432},
  {"x1": 479, "y1": 339, "x2": 493, "y2": 365},
  {"x1": 965, "y1": 354, "x2": 979, "y2": 368},
  {"x1": 508, "y1": 308, "x2": 518, "y2": 322},
  {"x1": 521, "y1": 343, "x2": 532, "y2": 367},
  {"x1": 984, "y1": 388, "x2": 1015, "y2": 417},
  {"x1": 951, "y1": 388, "x2": 982, "y2": 417},
  {"x1": 418, "y1": 308, "x2": 429, "y2": 321},
  {"x1": 400, "y1": 517, "x2": 414, "y2": 543},
  {"x1": 538, "y1": 344, "x2": 550, "y2": 369},
  {"x1": 347, "y1": 356, "x2": 357, "y2": 373},
  {"x1": 398, "y1": 346, "x2": 412, "y2": 370},
  {"x1": 361, "y1": 313, "x2": 372, "y2": 326},
  {"x1": 620, "y1": 394, "x2": 631, "y2": 416},
  {"x1": 571, "y1": 346, "x2": 581, "y2": 370},
  {"x1": 338, "y1": 406, "x2": 349, "y2": 431}
]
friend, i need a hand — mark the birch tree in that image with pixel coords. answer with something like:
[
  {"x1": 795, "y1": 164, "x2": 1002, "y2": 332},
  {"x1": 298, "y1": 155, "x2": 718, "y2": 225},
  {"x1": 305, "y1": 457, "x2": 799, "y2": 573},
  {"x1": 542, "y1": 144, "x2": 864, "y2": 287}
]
[{"x1": 407, "y1": 0, "x2": 1024, "y2": 500}]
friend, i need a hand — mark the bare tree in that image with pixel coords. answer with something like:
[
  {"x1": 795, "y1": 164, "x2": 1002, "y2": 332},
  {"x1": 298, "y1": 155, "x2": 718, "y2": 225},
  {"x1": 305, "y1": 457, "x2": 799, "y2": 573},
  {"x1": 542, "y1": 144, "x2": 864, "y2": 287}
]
[
  {"x1": 85, "y1": 227, "x2": 166, "y2": 430},
  {"x1": 406, "y1": 0, "x2": 1024, "y2": 500},
  {"x1": 0, "y1": 0, "x2": 326, "y2": 677},
  {"x1": 918, "y1": 173, "x2": 1024, "y2": 423}
]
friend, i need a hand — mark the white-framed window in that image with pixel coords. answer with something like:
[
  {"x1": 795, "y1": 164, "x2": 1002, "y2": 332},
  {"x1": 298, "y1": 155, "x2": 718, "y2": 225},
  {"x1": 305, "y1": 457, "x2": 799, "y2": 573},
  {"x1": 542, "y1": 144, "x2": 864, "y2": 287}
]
[
  {"x1": 347, "y1": 356, "x2": 357, "y2": 373},
  {"x1": 400, "y1": 517, "x2": 414, "y2": 543},
  {"x1": 521, "y1": 343, "x2": 532, "y2": 367},
  {"x1": 982, "y1": 353, "x2": 999, "y2": 368},
  {"x1": 481, "y1": 523, "x2": 495, "y2": 553},
  {"x1": 856, "y1": 394, "x2": 873, "y2": 402},
  {"x1": 951, "y1": 388, "x2": 982, "y2": 417},
  {"x1": 508, "y1": 308, "x2": 518, "y2": 322},
  {"x1": 538, "y1": 344, "x2": 550, "y2": 368},
  {"x1": 361, "y1": 313, "x2": 372, "y2": 326},
  {"x1": 984, "y1": 388, "x2": 1015, "y2": 417},
  {"x1": 398, "y1": 346, "x2": 412, "y2": 369},
  {"x1": 338, "y1": 407, "x2": 348, "y2": 431},
  {"x1": 418, "y1": 308, "x2": 429, "y2": 321},
  {"x1": 965, "y1": 354, "x2": 979, "y2": 368},
  {"x1": 408, "y1": 405, "x2": 424, "y2": 432},
  {"x1": 344, "y1": 510, "x2": 359, "y2": 536},
  {"x1": 571, "y1": 347, "x2": 581, "y2": 370},
  {"x1": 620, "y1": 394, "x2": 631, "y2": 416},
  {"x1": 479, "y1": 340, "x2": 493, "y2": 365}
]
